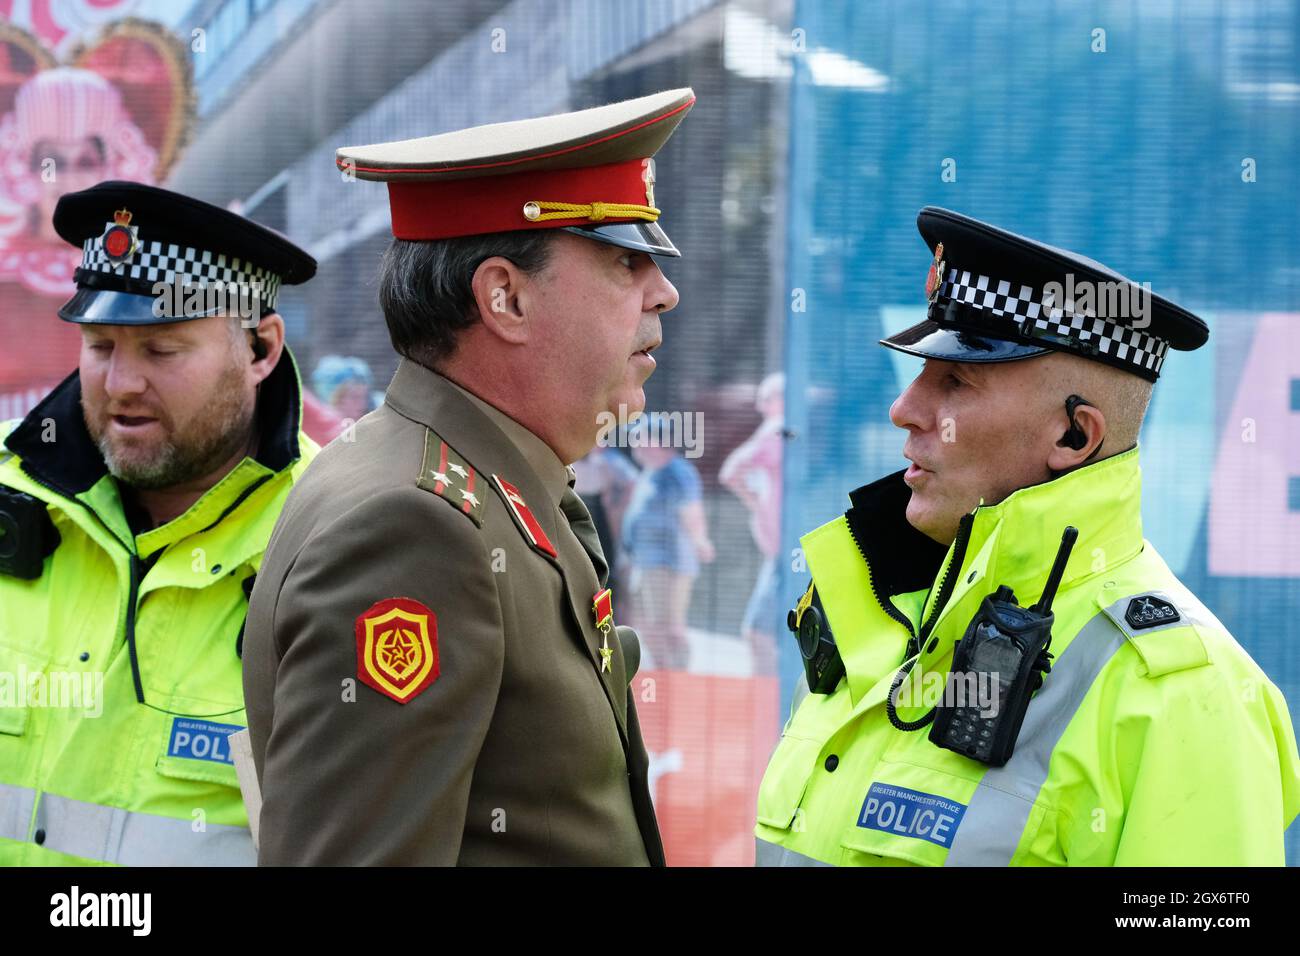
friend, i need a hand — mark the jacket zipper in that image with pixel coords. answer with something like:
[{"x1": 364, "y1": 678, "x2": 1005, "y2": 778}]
[
  {"x1": 847, "y1": 507, "x2": 977, "y2": 661},
  {"x1": 844, "y1": 515, "x2": 918, "y2": 646},
  {"x1": 124, "y1": 553, "x2": 146, "y2": 703},
  {"x1": 17, "y1": 469, "x2": 131, "y2": 552},
  {"x1": 916, "y1": 510, "x2": 976, "y2": 651},
  {"x1": 884, "y1": 510, "x2": 977, "y2": 732}
]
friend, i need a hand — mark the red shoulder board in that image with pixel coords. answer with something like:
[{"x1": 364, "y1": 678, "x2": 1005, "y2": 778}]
[
  {"x1": 355, "y1": 597, "x2": 440, "y2": 704},
  {"x1": 492, "y1": 474, "x2": 557, "y2": 559}
]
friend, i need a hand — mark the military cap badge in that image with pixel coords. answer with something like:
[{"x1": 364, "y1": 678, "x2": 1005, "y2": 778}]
[
  {"x1": 925, "y1": 241, "x2": 945, "y2": 303},
  {"x1": 100, "y1": 208, "x2": 138, "y2": 267}
]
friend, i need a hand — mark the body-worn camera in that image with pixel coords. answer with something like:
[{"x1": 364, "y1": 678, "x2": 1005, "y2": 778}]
[
  {"x1": 788, "y1": 584, "x2": 845, "y2": 694},
  {"x1": 928, "y1": 526, "x2": 1077, "y2": 767},
  {"x1": 0, "y1": 487, "x2": 61, "y2": 579}
]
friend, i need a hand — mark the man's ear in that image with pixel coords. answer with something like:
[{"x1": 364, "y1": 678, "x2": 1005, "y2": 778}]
[
  {"x1": 248, "y1": 313, "x2": 285, "y2": 384},
  {"x1": 1046, "y1": 398, "x2": 1106, "y2": 471},
  {"x1": 470, "y1": 256, "x2": 531, "y2": 345}
]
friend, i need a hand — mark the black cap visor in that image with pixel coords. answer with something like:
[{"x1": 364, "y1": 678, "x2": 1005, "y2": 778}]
[
  {"x1": 58, "y1": 287, "x2": 257, "y2": 325},
  {"x1": 562, "y1": 220, "x2": 680, "y2": 257},
  {"x1": 880, "y1": 318, "x2": 1053, "y2": 364}
]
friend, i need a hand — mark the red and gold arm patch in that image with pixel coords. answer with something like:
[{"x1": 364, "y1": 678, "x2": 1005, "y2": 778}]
[{"x1": 354, "y1": 597, "x2": 440, "y2": 704}]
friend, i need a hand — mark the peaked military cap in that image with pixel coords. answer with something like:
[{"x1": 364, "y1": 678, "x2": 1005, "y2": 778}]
[
  {"x1": 881, "y1": 207, "x2": 1209, "y2": 381},
  {"x1": 336, "y1": 88, "x2": 695, "y2": 257},
  {"x1": 53, "y1": 180, "x2": 317, "y2": 325}
]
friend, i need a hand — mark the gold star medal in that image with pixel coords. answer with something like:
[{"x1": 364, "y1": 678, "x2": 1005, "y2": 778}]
[{"x1": 592, "y1": 587, "x2": 614, "y2": 673}]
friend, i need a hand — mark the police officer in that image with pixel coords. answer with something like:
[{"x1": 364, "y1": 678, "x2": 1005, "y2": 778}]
[
  {"x1": 0, "y1": 181, "x2": 318, "y2": 865},
  {"x1": 242, "y1": 89, "x2": 695, "y2": 865},
  {"x1": 756, "y1": 206, "x2": 1300, "y2": 866}
]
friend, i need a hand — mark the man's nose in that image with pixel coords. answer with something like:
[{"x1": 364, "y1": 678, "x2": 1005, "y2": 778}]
[
  {"x1": 103, "y1": 351, "x2": 149, "y2": 399},
  {"x1": 648, "y1": 263, "x2": 679, "y2": 315},
  {"x1": 889, "y1": 371, "x2": 931, "y2": 431}
]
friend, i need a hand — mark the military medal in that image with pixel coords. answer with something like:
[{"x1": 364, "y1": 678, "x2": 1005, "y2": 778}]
[
  {"x1": 592, "y1": 587, "x2": 614, "y2": 673},
  {"x1": 925, "y1": 241, "x2": 945, "y2": 303}
]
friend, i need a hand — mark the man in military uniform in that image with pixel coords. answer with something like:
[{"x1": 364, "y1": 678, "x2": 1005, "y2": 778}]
[
  {"x1": 0, "y1": 181, "x2": 318, "y2": 864},
  {"x1": 242, "y1": 89, "x2": 695, "y2": 864},
  {"x1": 756, "y1": 207, "x2": 1300, "y2": 866}
]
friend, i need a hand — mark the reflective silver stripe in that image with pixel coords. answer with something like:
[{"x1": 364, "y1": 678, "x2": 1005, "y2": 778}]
[
  {"x1": 35, "y1": 792, "x2": 255, "y2": 866},
  {"x1": 755, "y1": 836, "x2": 832, "y2": 867},
  {"x1": 0, "y1": 782, "x2": 35, "y2": 842},
  {"x1": 945, "y1": 601, "x2": 1131, "y2": 866}
]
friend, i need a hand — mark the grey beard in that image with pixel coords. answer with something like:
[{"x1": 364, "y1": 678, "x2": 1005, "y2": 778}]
[
  {"x1": 98, "y1": 432, "x2": 185, "y2": 490},
  {"x1": 94, "y1": 394, "x2": 255, "y2": 491}
]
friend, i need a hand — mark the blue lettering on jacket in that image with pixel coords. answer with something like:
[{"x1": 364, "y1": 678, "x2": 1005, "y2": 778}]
[
  {"x1": 857, "y1": 782, "x2": 967, "y2": 849},
  {"x1": 167, "y1": 718, "x2": 243, "y2": 765}
]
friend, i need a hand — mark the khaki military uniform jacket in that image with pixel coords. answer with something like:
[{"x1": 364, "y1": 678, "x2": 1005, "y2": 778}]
[{"x1": 243, "y1": 358, "x2": 663, "y2": 865}]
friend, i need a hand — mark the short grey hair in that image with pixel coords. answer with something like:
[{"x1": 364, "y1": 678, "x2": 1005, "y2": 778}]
[
  {"x1": 1037, "y1": 351, "x2": 1154, "y2": 453},
  {"x1": 378, "y1": 231, "x2": 555, "y2": 367}
]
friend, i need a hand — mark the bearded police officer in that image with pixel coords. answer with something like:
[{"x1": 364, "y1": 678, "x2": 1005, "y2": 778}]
[
  {"x1": 242, "y1": 89, "x2": 694, "y2": 865},
  {"x1": 756, "y1": 206, "x2": 1300, "y2": 866},
  {"x1": 0, "y1": 181, "x2": 318, "y2": 865}
]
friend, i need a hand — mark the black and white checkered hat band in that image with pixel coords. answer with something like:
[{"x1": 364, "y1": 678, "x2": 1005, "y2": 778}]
[
  {"x1": 939, "y1": 268, "x2": 1170, "y2": 376},
  {"x1": 81, "y1": 235, "x2": 282, "y2": 310}
]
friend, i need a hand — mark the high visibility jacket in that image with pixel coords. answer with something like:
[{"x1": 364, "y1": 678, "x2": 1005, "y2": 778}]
[
  {"x1": 756, "y1": 445, "x2": 1300, "y2": 865},
  {"x1": 0, "y1": 354, "x2": 316, "y2": 865}
]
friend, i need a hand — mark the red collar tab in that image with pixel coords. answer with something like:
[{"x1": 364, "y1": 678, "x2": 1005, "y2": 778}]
[{"x1": 492, "y1": 473, "x2": 558, "y2": 559}]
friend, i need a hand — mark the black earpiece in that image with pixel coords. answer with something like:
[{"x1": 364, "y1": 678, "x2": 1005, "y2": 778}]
[
  {"x1": 248, "y1": 327, "x2": 267, "y2": 361},
  {"x1": 1061, "y1": 394, "x2": 1103, "y2": 461},
  {"x1": 1061, "y1": 394, "x2": 1091, "y2": 450}
]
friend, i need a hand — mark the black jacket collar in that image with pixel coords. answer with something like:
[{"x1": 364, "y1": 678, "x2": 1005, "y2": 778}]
[
  {"x1": 844, "y1": 468, "x2": 951, "y2": 597},
  {"x1": 5, "y1": 350, "x2": 302, "y2": 499}
]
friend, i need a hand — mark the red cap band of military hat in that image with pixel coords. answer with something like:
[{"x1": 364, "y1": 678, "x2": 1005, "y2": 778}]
[{"x1": 387, "y1": 158, "x2": 655, "y2": 240}]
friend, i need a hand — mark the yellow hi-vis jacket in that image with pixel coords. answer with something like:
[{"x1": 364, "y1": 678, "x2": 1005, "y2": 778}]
[
  {"x1": 756, "y1": 445, "x2": 1300, "y2": 865},
  {"x1": 0, "y1": 354, "x2": 316, "y2": 865}
]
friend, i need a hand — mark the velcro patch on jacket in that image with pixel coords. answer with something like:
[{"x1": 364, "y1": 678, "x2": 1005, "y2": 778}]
[
  {"x1": 416, "y1": 429, "x2": 485, "y2": 526},
  {"x1": 1125, "y1": 595, "x2": 1180, "y2": 630},
  {"x1": 1100, "y1": 591, "x2": 1211, "y2": 678}
]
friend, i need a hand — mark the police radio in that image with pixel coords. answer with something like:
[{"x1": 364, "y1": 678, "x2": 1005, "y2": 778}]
[
  {"x1": 788, "y1": 584, "x2": 845, "y2": 694},
  {"x1": 0, "y1": 487, "x2": 61, "y2": 579},
  {"x1": 928, "y1": 526, "x2": 1077, "y2": 767}
]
